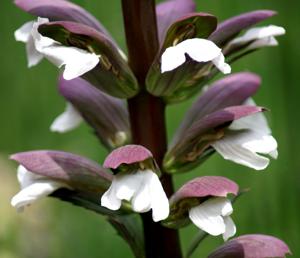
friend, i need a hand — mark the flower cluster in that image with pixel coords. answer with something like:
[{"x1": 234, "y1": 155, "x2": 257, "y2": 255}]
[{"x1": 11, "y1": 0, "x2": 290, "y2": 257}]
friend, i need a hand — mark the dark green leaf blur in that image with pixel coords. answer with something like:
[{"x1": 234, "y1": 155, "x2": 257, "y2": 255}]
[{"x1": 0, "y1": 0, "x2": 298, "y2": 257}]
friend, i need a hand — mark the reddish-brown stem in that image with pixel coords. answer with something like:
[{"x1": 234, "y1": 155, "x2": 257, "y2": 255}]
[{"x1": 122, "y1": 0, "x2": 182, "y2": 258}]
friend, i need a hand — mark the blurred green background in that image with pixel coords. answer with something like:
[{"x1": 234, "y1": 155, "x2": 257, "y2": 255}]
[{"x1": 0, "y1": 0, "x2": 299, "y2": 257}]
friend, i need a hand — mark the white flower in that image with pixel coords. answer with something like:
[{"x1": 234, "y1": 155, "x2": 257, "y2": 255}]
[
  {"x1": 11, "y1": 165, "x2": 69, "y2": 212},
  {"x1": 15, "y1": 17, "x2": 100, "y2": 80},
  {"x1": 229, "y1": 25, "x2": 286, "y2": 50},
  {"x1": 212, "y1": 99, "x2": 278, "y2": 170},
  {"x1": 189, "y1": 197, "x2": 236, "y2": 241},
  {"x1": 101, "y1": 169, "x2": 169, "y2": 222},
  {"x1": 50, "y1": 102, "x2": 83, "y2": 133},
  {"x1": 161, "y1": 38, "x2": 231, "y2": 74}
]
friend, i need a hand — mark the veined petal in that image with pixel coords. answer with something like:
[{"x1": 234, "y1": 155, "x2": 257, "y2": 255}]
[
  {"x1": 230, "y1": 25, "x2": 286, "y2": 45},
  {"x1": 148, "y1": 171, "x2": 169, "y2": 222},
  {"x1": 212, "y1": 130, "x2": 275, "y2": 170},
  {"x1": 50, "y1": 103, "x2": 83, "y2": 133},
  {"x1": 223, "y1": 216, "x2": 236, "y2": 241},
  {"x1": 189, "y1": 198, "x2": 231, "y2": 236},
  {"x1": 161, "y1": 38, "x2": 230, "y2": 74},
  {"x1": 104, "y1": 145, "x2": 153, "y2": 170}
]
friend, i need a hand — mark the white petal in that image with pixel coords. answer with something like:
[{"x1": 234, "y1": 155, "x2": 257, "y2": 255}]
[
  {"x1": 270, "y1": 149, "x2": 278, "y2": 159},
  {"x1": 39, "y1": 45, "x2": 100, "y2": 80},
  {"x1": 101, "y1": 185, "x2": 122, "y2": 211},
  {"x1": 231, "y1": 25, "x2": 286, "y2": 45},
  {"x1": 229, "y1": 100, "x2": 271, "y2": 135},
  {"x1": 221, "y1": 199, "x2": 233, "y2": 217},
  {"x1": 243, "y1": 134, "x2": 278, "y2": 155},
  {"x1": 131, "y1": 183, "x2": 152, "y2": 213},
  {"x1": 247, "y1": 36, "x2": 278, "y2": 50},
  {"x1": 161, "y1": 38, "x2": 230, "y2": 74},
  {"x1": 161, "y1": 46, "x2": 187, "y2": 73},
  {"x1": 50, "y1": 103, "x2": 83, "y2": 133},
  {"x1": 26, "y1": 36, "x2": 44, "y2": 67},
  {"x1": 101, "y1": 171, "x2": 144, "y2": 211},
  {"x1": 14, "y1": 21, "x2": 35, "y2": 43},
  {"x1": 189, "y1": 198, "x2": 230, "y2": 236},
  {"x1": 189, "y1": 208, "x2": 225, "y2": 236},
  {"x1": 147, "y1": 171, "x2": 169, "y2": 222},
  {"x1": 212, "y1": 54, "x2": 231, "y2": 74},
  {"x1": 212, "y1": 130, "x2": 277, "y2": 170},
  {"x1": 17, "y1": 165, "x2": 44, "y2": 188},
  {"x1": 100, "y1": 170, "x2": 169, "y2": 222},
  {"x1": 15, "y1": 21, "x2": 44, "y2": 67},
  {"x1": 179, "y1": 39, "x2": 221, "y2": 62},
  {"x1": 223, "y1": 216, "x2": 236, "y2": 241},
  {"x1": 114, "y1": 172, "x2": 145, "y2": 201},
  {"x1": 11, "y1": 180, "x2": 64, "y2": 212}
]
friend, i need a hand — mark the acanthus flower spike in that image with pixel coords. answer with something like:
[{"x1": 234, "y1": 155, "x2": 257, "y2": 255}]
[
  {"x1": 52, "y1": 76, "x2": 130, "y2": 149},
  {"x1": 165, "y1": 176, "x2": 238, "y2": 241},
  {"x1": 101, "y1": 145, "x2": 170, "y2": 222}
]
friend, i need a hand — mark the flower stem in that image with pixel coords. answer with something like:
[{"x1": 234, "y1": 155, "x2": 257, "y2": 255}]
[
  {"x1": 185, "y1": 231, "x2": 208, "y2": 258},
  {"x1": 122, "y1": 1, "x2": 182, "y2": 257}
]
